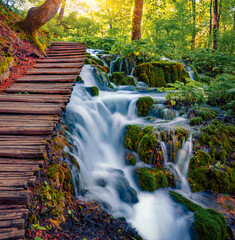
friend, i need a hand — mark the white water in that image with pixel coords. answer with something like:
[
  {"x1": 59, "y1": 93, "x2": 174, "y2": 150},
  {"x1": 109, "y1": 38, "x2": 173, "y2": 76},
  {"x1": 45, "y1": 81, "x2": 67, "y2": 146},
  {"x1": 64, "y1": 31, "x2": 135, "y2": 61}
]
[{"x1": 64, "y1": 63, "x2": 195, "y2": 239}]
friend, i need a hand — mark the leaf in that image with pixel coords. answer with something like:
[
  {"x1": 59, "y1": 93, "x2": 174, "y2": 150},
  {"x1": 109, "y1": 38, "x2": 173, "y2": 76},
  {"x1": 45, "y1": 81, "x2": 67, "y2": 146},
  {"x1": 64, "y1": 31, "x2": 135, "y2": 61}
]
[{"x1": 34, "y1": 237, "x2": 43, "y2": 240}]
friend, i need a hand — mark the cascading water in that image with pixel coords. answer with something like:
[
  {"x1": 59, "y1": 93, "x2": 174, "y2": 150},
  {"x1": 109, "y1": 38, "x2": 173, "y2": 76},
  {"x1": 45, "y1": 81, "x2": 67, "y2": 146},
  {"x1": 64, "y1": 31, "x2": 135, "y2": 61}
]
[{"x1": 64, "y1": 60, "x2": 197, "y2": 239}]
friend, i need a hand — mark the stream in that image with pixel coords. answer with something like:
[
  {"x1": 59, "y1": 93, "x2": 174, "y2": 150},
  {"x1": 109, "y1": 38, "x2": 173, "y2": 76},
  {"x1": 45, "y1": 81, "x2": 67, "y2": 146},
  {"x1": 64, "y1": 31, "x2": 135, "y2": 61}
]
[{"x1": 63, "y1": 52, "x2": 208, "y2": 239}]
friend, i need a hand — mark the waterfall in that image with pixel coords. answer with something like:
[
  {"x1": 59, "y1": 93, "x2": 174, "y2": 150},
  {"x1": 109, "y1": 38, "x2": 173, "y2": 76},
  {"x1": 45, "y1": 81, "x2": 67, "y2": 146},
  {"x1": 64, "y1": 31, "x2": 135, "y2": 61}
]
[
  {"x1": 185, "y1": 66, "x2": 195, "y2": 80},
  {"x1": 64, "y1": 61, "x2": 195, "y2": 240}
]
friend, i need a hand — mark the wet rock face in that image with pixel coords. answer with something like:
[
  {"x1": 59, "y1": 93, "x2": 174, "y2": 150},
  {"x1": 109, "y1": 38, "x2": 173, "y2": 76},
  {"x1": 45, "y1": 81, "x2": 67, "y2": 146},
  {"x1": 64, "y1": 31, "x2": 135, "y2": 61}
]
[{"x1": 134, "y1": 61, "x2": 189, "y2": 87}]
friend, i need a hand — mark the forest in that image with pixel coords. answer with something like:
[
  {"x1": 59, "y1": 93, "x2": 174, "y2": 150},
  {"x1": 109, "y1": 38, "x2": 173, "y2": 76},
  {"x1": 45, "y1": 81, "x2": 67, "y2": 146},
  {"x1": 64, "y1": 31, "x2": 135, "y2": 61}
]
[{"x1": 0, "y1": 0, "x2": 234, "y2": 239}]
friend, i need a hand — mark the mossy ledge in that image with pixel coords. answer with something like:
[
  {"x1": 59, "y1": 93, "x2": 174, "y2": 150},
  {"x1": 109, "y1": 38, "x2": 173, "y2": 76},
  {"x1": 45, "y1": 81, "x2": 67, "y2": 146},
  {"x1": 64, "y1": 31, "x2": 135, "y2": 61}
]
[
  {"x1": 134, "y1": 61, "x2": 189, "y2": 87},
  {"x1": 169, "y1": 191, "x2": 227, "y2": 240}
]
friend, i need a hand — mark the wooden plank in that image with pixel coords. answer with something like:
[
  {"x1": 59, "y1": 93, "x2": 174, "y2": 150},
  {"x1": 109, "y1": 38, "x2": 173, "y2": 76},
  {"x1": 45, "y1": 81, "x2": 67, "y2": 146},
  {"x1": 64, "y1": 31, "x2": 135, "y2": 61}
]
[
  {"x1": 37, "y1": 58, "x2": 84, "y2": 64},
  {"x1": 0, "y1": 191, "x2": 30, "y2": 205},
  {"x1": 0, "y1": 135, "x2": 48, "y2": 141},
  {"x1": 0, "y1": 158, "x2": 43, "y2": 165},
  {"x1": 0, "y1": 149, "x2": 43, "y2": 159},
  {"x1": 0, "y1": 209, "x2": 28, "y2": 219},
  {"x1": 0, "y1": 102, "x2": 62, "y2": 115},
  {"x1": 47, "y1": 52, "x2": 85, "y2": 57},
  {"x1": 25, "y1": 68, "x2": 81, "y2": 75},
  {"x1": 0, "y1": 115, "x2": 60, "y2": 121},
  {"x1": 0, "y1": 219, "x2": 24, "y2": 229},
  {"x1": 0, "y1": 165, "x2": 40, "y2": 172},
  {"x1": 34, "y1": 63, "x2": 83, "y2": 68},
  {"x1": 0, "y1": 179, "x2": 27, "y2": 188},
  {"x1": 47, "y1": 55, "x2": 86, "y2": 59},
  {"x1": 0, "y1": 228, "x2": 25, "y2": 239},
  {"x1": 48, "y1": 50, "x2": 85, "y2": 55}
]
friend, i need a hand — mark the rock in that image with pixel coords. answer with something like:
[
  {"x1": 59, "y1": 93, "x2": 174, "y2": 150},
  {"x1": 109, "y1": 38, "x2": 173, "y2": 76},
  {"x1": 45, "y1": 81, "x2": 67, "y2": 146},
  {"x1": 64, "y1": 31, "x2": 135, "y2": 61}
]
[
  {"x1": 139, "y1": 133, "x2": 157, "y2": 164},
  {"x1": 110, "y1": 72, "x2": 135, "y2": 86},
  {"x1": 190, "y1": 117, "x2": 202, "y2": 126},
  {"x1": 90, "y1": 86, "x2": 99, "y2": 96},
  {"x1": 163, "y1": 109, "x2": 175, "y2": 120},
  {"x1": 136, "y1": 168, "x2": 168, "y2": 192},
  {"x1": 115, "y1": 177, "x2": 138, "y2": 204},
  {"x1": 134, "y1": 61, "x2": 189, "y2": 87},
  {"x1": 125, "y1": 152, "x2": 137, "y2": 166},
  {"x1": 124, "y1": 124, "x2": 142, "y2": 152},
  {"x1": 136, "y1": 96, "x2": 154, "y2": 117}
]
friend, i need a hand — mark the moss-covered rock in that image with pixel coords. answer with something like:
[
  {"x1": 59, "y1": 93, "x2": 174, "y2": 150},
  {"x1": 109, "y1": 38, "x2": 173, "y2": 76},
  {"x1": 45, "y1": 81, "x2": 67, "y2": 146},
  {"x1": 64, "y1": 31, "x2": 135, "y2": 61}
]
[
  {"x1": 110, "y1": 72, "x2": 135, "y2": 86},
  {"x1": 136, "y1": 96, "x2": 154, "y2": 117},
  {"x1": 124, "y1": 125, "x2": 142, "y2": 152},
  {"x1": 139, "y1": 133, "x2": 157, "y2": 164},
  {"x1": 76, "y1": 75, "x2": 83, "y2": 82},
  {"x1": 198, "y1": 120, "x2": 234, "y2": 164},
  {"x1": 90, "y1": 86, "x2": 99, "y2": 96},
  {"x1": 134, "y1": 61, "x2": 189, "y2": 87},
  {"x1": 136, "y1": 168, "x2": 170, "y2": 192},
  {"x1": 169, "y1": 191, "x2": 227, "y2": 240},
  {"x1": 125, "y1": 152, "x2": 137, "y2": 166},
  {"x1": 190, "y1": 117, "x2": 202, "y2": 126},
  {"x1": 188, "y1": 150, "x2": 235, "y2": 194},
  {"x1": 84, "y1": 57, "x2": 92, "y2": 65}
]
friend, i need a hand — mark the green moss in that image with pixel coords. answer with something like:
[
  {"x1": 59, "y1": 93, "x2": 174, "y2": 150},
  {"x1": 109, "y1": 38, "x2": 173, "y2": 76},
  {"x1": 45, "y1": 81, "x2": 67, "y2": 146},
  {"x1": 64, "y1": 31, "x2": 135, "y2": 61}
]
[
  {"x1": 137, "y1": 168, "x2": 156, "y2": 192},
  {"x1": 90, "y1": 56, "x2": 104, "y2": 66},
  {"x1": 169, "y1": 191, "x2": 227, "y2": 240},
  {"x1": 125, "y1": 152, "x2": 137, "y2": 166},
  {"x1": 190, "y1": 117, "x2": 202, "y2": 126},
  {"x1": 136, "y1": 96, "x2": 154, "y2": 117},
  {"x1": 110, "y1": 72, "x2": 135, "y2": 86},
  {"x1": 188, "y1": 150, "x2": 234, "y2": 194},
  {"x1": 76, "y1": 76, "x2": 83, "y2": 82},
  {"x1": 198, "y1": 108, "x2": 217, "y2": 121},
  {"x1": 124, "y1": 125, "x2": 142, "y2": 152},
  {"x1": 90, "y1": 86, "x2": 99, "y2": 96},
  {"x1": 137, "y1": 168, "x2": 169, "y2": 192},
  {"x1": 84, "y1": 57, "x2": 92, "y2": 65},
  {"x1": 139, "y1": 133, "x2": 157, "y2": 164},
  {"x1": 0, "y1": 53, "x2": 13, "y2": 75}
]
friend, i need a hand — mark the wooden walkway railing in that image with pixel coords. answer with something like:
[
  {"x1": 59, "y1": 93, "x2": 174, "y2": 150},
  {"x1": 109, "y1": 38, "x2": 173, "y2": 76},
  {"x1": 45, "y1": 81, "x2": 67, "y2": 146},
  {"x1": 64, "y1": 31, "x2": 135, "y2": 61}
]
[{"x1": 0, "y1": 42, "x2": 86, "y2": 239}]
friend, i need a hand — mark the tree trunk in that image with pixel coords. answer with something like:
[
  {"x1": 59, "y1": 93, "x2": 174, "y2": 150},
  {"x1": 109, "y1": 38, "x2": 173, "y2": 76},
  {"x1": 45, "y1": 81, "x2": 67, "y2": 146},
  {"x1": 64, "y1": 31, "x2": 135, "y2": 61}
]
[
  {"x1": 18, "y1": 0, "x2": 62, "y2": 50},
  {"x1": 217, "y1": 0, "x2": 222, "y2": 30},
  {"x1": 191, "y1": 0, "x2": 196, "y2": 50},
  {"x1": 208, "y1": 0, "x2": 212, "y2": 48},
  {"x1": 213, "y1": 0, "x2": 218, "y2": 50},
  {"x1": 58, "y1": 0, "x2": 66, "y2": 25},
  {"x1": 131, "y1": 0, "x2": 143, "y2": 41}
]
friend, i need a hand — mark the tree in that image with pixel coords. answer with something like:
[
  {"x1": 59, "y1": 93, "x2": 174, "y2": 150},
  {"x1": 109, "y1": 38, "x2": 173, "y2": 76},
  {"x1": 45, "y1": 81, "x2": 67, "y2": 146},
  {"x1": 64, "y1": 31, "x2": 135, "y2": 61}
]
[
  {"x1": 213, "y1": 0, "x2": 218, "y2": 49},
  {"x1": 18, "y1": 0, "x2": 62, "y2": 51},
  {"x1": 131, "y1": 0, "x2": 143, "y2": 40},
  {"x1": 58, "y1": 0, "x2": 66, "y2": 25}
]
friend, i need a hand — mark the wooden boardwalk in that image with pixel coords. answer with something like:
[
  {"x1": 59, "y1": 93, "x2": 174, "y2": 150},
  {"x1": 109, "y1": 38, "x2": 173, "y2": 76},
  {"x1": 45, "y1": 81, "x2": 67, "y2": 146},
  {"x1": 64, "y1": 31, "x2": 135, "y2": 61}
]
[{"x1": 0, "y1": 42, "x2": 86, "y2": 239}]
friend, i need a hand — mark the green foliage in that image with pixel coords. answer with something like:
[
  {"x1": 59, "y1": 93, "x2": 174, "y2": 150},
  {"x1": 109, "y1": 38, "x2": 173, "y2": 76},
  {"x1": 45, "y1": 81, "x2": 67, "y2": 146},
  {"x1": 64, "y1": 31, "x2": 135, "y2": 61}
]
[
  {"x1": 110, "y1": 72, "x2": 135, "y2": 86},
  {"x1": 190, "y1": 117, "x2": 202, "y2": 126},
  {"x1": 136, "y1": 96, "x2": 154, "y2": 117},
  {"x1": 184, "y1": 49, "x2": 235, "y2": 76},
  {"x1": 206, "y1": 73, "x2": 235, "y2": 106},
  {"x1": 200, "y1": 76, "x2": 211, "y2": 84},
  {"x1": 110, "y1": 40, "x2": 160, "y2": 63},
  {"x1": 166, "y1": 80, "x2": 206, "y2": 105},
  {"x1": 169, "y1": 191, "x2": 227, "y2": 240},
  {"x1": 134, "y1": 61, "x2": 188, "y2": 87}
]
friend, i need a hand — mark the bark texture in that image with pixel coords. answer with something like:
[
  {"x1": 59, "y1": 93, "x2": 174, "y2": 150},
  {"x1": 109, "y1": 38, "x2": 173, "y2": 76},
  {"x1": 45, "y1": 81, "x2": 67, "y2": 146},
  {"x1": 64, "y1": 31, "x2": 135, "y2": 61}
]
[
  {"x1": 131, "y1": 0, "x2": 143, "y2": 41},
  {"x1": 213, "y1": 0, "x2": 218, "y2": 50},
  {"x1": 18, "y1": 0, "x2": 62, "y2": 50},
  {"x1": 58, "y1": 0, "x2": 66, "y2": 25}
]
